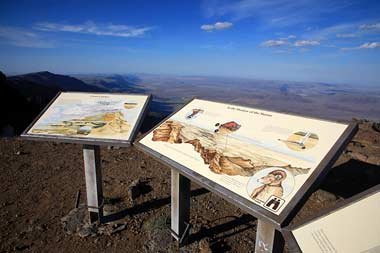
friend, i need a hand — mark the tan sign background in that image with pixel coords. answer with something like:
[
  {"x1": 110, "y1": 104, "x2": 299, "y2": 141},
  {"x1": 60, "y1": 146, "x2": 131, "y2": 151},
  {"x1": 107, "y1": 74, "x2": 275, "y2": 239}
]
[
  {"x1": 293, "y1": 191, "x2": 380, "y2": 252},
  {"x1": 139, "y1": 99, "x2": 349, "y2": 214},
  {"x1": 27, "y1": 92, "x2": 149, "y2": 141}
]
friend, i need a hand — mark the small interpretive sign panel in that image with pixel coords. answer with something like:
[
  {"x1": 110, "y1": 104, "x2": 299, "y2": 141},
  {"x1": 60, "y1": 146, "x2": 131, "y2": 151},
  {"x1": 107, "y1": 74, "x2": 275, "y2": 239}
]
[
  {"x1": 22, "y1": 92, "x2": 151, "y2": 146},
  {"x1": 284, "y1": 185, "x2": 380, "y2": 253}
]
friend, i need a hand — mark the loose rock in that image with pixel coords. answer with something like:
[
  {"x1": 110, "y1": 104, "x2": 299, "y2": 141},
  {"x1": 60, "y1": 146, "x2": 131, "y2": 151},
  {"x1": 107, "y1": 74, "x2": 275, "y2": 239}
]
[
  {"x1": 372, "y1": 122, "x2": 380, "y2": 133},
  {"x1": 314, "y1": 189, "x2": 338, "y2": 203}
]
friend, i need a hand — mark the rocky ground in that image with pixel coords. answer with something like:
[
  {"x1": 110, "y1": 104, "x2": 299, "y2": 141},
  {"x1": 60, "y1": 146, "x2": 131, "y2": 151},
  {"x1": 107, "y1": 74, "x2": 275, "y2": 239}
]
[{"x1": 0, "y1": 120, "x2": 379, "y2": 253}]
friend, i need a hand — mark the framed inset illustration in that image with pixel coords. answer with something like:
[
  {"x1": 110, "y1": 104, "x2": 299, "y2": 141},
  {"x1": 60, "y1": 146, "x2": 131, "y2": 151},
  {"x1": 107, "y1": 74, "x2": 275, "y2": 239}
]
[
  {"x1": 22, "y1": 92, "x2": 151, "y2": 146},
  {"x1": 283, "y1": 185, "x2": 380, "y2": 253},
  {"x1": 135, "y1": 98, "x2": 357, "y2": 226}
]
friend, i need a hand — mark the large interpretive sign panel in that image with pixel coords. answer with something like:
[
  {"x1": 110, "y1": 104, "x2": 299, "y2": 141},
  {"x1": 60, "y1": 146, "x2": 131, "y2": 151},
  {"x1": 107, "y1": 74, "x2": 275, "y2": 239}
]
[
  {"x1": 137, "y1": 98, "x2": 357, "y2": 224},
  {"x1": 284, "y1": 185, "x2": 380, "y2": 253},
  {"x1": 22, "y1": 92, "x2": 150, "y2": 145}
]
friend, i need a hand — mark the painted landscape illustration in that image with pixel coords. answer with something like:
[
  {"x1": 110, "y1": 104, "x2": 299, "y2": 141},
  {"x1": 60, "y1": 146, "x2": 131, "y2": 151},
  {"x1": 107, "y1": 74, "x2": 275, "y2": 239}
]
[
  {"x1": 151, "y1": 119, "x2": 311, "y2": 178},
  {"x1": 141, "y1": 99, "x2": 348, "y2": 215},
  {"x1": 279, "y1": 131, "x2": 319, "y2": 151},
  {"x1": 146, "y1": 100, "x2": 331, "y2": 214},
  {"x1": 30, "y1": 111, "x2": 131, "y2": 138},
  {"x1": 28, "y1": 93, "x2": 147, "y2": 140}
]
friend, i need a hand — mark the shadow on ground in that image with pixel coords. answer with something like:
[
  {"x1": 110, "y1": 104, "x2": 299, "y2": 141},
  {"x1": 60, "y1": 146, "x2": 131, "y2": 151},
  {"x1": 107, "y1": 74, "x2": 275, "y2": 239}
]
[
  {"x1": 106, "y1": 158, "x2": 380, "y2": 251},
  {"x1": 103, "y1": 188, "x2": 209, "y2": 223},
  {"x1": 321, "y1": 159, "x2": 380, "y2": 198},
  {"x1": 186, "y1": 214, "x2": 256, "y2": 251}
]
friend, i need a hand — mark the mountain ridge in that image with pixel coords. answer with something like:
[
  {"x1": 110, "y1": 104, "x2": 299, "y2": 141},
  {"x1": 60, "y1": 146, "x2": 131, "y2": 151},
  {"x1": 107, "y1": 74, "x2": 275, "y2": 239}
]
[
  {"x1": 0, "y1": 70, "x2": 166, "y2": 137},
  {"x1": 9, "y1": 71, "x2": 106, "y2": 92},
  {"x1": 0, "y1": 71, "x2": 107, "y2": 136}
]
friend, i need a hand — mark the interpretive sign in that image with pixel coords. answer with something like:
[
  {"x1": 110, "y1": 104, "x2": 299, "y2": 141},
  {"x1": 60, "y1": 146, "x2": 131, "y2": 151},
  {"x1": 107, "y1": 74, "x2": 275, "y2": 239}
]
[
  {"x1": 22, "y1": 92, "x2": 151, "y2": 146},
  {"x1": 283, "y1": 185, "x2": 380, "y2": 253},
  {"x1": 136, "y1": 98, "x2": 357, "y2": 225},
  {"x1": 22, "y1": 91, "x2": 151, "y2": 223}
]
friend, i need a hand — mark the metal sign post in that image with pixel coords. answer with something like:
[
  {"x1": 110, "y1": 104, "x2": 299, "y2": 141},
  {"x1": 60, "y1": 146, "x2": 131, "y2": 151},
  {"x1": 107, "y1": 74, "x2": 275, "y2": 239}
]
[
  {"x1": 170, "y1": 169, "x2": 191, "y2": 245},
  {"x1": 255, "y1": 220, "x2": 284, "y2": 252},
  {"x1": 83, "y1": 144, "x2": 104, "y2": 223},
  {"x1": 171, "y1": 173, "x2": 285, "y2": 252}
]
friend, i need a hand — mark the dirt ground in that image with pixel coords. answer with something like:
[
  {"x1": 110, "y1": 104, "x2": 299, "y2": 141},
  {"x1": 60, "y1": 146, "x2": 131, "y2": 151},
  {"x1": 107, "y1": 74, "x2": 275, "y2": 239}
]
[{"x1": 0, "y1": 120, "x2": 379, "y2": 252}]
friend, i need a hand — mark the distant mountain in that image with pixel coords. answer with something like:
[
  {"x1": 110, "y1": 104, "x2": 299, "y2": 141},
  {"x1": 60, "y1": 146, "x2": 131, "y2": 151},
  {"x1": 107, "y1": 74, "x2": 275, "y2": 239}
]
[
  {"x1": 0, "y1": 71, "x2": 169, "y2": 136},
  {"x1": 75, "y1": 74, "x2": 145, "y2": 93},
  {"x1": 9, "y1": 71, "x2": 106, "y2": 93},
  {"x1": 5, "y1": 71, "x2": 107, "y2": 110},
  {"x1": 0, "y1": 71, "x2": 40, "y2": 136},
  {"x1": 0, "y1": 71, "x2": 107, "y2": 136}
]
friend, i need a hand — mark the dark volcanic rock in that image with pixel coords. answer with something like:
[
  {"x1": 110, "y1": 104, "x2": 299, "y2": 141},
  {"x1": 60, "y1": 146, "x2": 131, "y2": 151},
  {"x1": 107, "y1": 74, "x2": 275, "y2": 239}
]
[
  {"x1": 128, "y1": 178, "x2": 152, "y2": 203},
  {"x1": 0, "y1": 71, "x2": 6, "y2": 83},
  {"x1": 61, "y1": 207, "x2": 87, "y2": 235},
  {"x1": 372, "y1": 122, "x2": 380, "y2": 133}
]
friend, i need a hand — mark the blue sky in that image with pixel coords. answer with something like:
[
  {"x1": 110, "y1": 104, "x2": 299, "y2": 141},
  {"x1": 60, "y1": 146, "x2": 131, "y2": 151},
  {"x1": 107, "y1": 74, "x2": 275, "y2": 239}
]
[{"x1": 0, "y1": 0, "x2": 379, "y2": 86}]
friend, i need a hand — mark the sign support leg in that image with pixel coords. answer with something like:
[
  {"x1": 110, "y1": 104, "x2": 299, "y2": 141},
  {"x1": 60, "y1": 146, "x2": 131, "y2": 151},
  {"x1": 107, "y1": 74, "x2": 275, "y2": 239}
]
[
  {"x1": 255, "y1": 219, "x2": 284, "y2": 253},
  {"x1": 171, "y1": 169, "x2": 190, "y2": 245},
  {"x1": 83, "y1": 144, "x2": 103, "y2": 223}
]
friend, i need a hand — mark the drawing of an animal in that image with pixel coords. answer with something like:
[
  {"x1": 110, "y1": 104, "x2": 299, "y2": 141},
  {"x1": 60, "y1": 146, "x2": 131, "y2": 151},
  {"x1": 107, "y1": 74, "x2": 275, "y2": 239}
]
[{"x1": 250, "y1": 170, "x2": 287, "y2": 203}]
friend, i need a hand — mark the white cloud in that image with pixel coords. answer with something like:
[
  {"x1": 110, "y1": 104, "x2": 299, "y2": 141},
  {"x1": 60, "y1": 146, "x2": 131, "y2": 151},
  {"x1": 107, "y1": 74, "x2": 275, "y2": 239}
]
[
  {"x1": 201, "y1": 21, "x2": 233, "y2": 31},
  {"x1": 202, "y1": 0, "x2": 353, "y2": 27},
  {"x1": 261, "y1": 40, "x2": 288, "y2": 47},
  {"x1": 359, "y1": 42, "x2": 380, "y2": 49},
  {"x1": 0, "y1": 25, "x2": 55, "y2": 48},
  {"x1": 294, "y1": 40, "x2": 320, "y2": 46},
  {"x1": 34, "y1": 21, "x2": 153, "y2": 37},
  {"x1": 302, "y1": 22, "x2": 380, "y2": 51},
  {"x1": 336, "y1": 33, "x2": 357, "y2": 38},
  {"x1": 305, "y1": 21, "x2": 380, "y2": 42},
  {"x1": 303, "y1": 23, "x2": 357, "y2": 41},
  {"x1": 262, "y1": 38, "x2": 319, "y2": 51},
  {"x1": 359, "y1": 23, "x2": 380, "y2": 30},
  {"x1": 214, "y1": 22, "x2": 233, "y2": 29},
  {"x1": 200, "y1": 24, "x2": 214, "y2": 31},
  {"x1": 341, "y1": 42, "x2": 380, "y2": 51}
]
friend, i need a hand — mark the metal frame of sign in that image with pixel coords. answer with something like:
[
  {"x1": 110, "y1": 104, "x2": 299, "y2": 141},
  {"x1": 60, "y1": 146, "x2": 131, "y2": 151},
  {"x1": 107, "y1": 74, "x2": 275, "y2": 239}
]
[
  {"x1": 21, "y1": 91, "x2": 152, "y2": 147},
  {"x1": 134, "y1": 97, "x2": 358, "y2": 228},
  {"x1": 282, "y1": 184, "x2": 380, "y2": 253}
]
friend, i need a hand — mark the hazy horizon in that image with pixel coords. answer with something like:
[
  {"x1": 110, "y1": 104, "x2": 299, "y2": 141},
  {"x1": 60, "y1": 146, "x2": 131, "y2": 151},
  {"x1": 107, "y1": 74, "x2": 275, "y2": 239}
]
[{"x1": 3, "y1": 69, "x2": 380, "y2": 89}]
